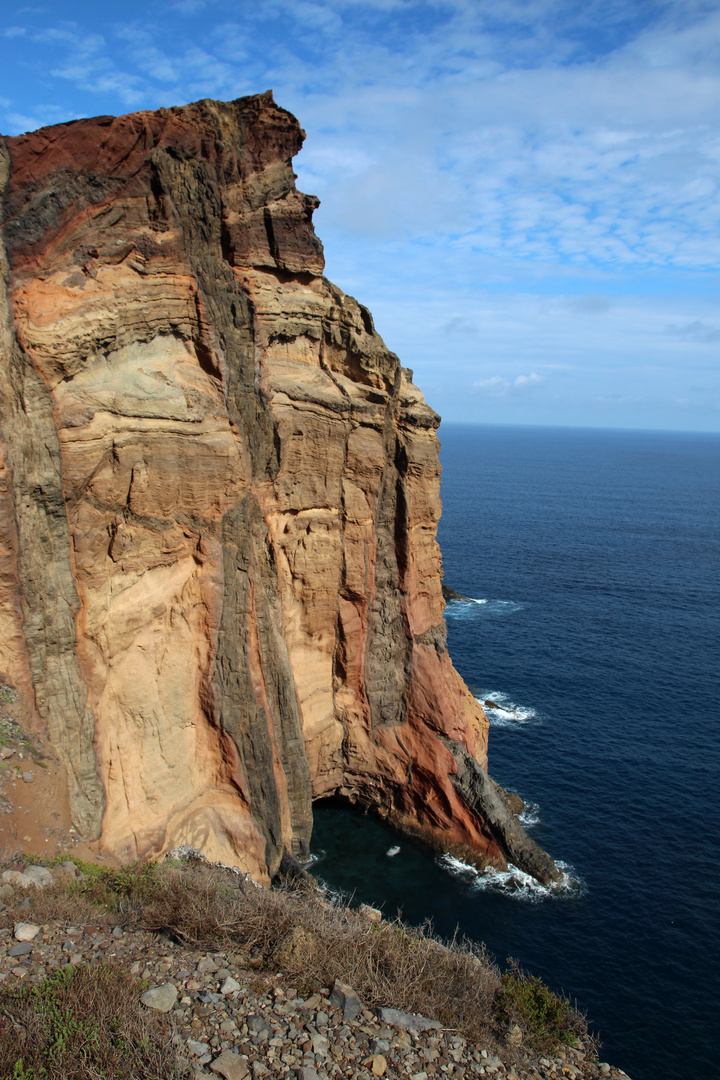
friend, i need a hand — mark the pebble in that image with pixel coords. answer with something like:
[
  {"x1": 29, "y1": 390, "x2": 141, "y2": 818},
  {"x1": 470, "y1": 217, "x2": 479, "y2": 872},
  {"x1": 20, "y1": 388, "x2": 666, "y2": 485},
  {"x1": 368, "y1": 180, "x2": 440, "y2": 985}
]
[
  {"x1": 209, "y1": 1050, "x2": 249, "y2": 1079},
  {"x1": 0, "y1": 863, "x2": 638, "y2": 1080},
  {"x1": 378, "y1": 1006, "x2": 443, "y2": 1032},
  {"x1": 329, "y1": 979, "x2": 363, "y2": 1020},
  {"x1": 140, "y1": 982, "x2": 179, "y2": 1012},
  {"x1": 188, "y1": 1041, "x2": 212, "y2": 1057},
  {"x1": 14, "y1": 922, "x2": 40, "y2": 942},
  {"x1": 8, "y1": 941, "x2": 33, "y2": 957}
]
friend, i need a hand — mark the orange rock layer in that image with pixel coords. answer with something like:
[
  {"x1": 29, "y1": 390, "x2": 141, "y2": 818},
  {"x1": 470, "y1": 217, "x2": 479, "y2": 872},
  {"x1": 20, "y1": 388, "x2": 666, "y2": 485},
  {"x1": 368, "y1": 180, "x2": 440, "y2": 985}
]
[{"x1": 0, "y1": 94, "x2": 559, "y2": 884}]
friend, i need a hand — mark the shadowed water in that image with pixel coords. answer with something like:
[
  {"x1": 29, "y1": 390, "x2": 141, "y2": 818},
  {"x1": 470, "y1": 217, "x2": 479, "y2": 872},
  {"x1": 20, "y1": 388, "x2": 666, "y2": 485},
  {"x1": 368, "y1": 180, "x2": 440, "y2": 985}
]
[{"x1": 311, "y1": 424, "x2": 720, "y2": 1080}]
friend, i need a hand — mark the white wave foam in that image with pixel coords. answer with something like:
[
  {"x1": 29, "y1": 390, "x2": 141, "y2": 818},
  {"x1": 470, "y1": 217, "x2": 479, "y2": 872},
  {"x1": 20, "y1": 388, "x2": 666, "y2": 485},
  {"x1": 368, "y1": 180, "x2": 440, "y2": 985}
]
[
  {"x1": 386, "y1": 845, "x2": 401, "y2": 857},
  {"x1": 438, "y1": 854, "x2": 582, "y2": 902},
  {"x1": 445, "y1": 598, "x2": 522, "y2": 620},
  {"x1": 519, "y1": 801, "x2": 541, "y2": 828},
  {"x1": 476, "y1": 690, "x2": 538, "y2": 726}
]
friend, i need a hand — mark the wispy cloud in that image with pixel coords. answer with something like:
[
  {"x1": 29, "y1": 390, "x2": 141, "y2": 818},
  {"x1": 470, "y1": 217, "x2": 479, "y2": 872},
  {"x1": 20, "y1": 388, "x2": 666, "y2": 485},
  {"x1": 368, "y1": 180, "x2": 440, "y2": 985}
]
[
  {"x1": 0, "y1": 0, "x2": 718, "y2": 429},
  {"x1": 474, "y1": 372, "x2": 545, "y2": 397},
  {"x1": 666, "y1": 320, "x2": 720, "y2": 344}
]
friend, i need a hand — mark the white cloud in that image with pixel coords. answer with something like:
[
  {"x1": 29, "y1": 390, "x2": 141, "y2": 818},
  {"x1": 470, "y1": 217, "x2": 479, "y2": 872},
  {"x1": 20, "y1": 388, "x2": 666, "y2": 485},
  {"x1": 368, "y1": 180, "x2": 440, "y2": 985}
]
[
  {"x1": 514, "y1": 372, "x2": 544, "y2": 387},
  {"x1": 474, "y1": 372, "x2": 545, "y2": 396},
  {"x1": 1, "y1": 0, "x2": 718, "y2": 429}
]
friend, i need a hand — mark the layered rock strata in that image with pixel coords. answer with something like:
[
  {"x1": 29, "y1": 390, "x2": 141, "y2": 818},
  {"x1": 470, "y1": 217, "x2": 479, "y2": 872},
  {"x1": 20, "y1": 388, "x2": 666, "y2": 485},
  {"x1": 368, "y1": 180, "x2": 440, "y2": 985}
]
[{"x1": 0, "y1": 93, "x2": 559, "y2": 885}]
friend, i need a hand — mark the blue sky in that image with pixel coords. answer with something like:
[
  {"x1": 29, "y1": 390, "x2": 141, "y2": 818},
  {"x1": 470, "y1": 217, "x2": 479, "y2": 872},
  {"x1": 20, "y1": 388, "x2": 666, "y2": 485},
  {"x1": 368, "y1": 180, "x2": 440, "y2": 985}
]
[{"x1": 1, "y1": 1, "x2": 718, "y2": 431}]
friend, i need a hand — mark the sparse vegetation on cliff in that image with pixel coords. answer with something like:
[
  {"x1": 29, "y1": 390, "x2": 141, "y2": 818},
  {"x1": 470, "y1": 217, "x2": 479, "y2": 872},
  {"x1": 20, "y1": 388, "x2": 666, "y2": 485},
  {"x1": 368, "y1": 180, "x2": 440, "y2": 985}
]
[
  {"x1": 0, "y1": 963, "x2": 189, "y2": 1080},
  {"x1": 0, "y1": 853, "x2": 597, "y2": 1080}
]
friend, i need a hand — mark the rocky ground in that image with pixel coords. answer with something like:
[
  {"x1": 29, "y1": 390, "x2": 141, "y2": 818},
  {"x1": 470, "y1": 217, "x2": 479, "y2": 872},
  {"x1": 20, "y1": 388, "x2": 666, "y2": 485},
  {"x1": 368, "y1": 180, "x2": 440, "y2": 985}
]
[{"x1": 0, "y1": 864, "x2": 633, "y2": 1080}]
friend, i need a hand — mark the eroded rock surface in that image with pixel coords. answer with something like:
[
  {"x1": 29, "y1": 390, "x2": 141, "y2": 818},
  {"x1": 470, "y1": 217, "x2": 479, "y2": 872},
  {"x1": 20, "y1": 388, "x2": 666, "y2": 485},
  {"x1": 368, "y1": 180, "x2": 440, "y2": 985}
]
[{"x1": 0, "y1": 92, "x2": 558, "y2": 883}]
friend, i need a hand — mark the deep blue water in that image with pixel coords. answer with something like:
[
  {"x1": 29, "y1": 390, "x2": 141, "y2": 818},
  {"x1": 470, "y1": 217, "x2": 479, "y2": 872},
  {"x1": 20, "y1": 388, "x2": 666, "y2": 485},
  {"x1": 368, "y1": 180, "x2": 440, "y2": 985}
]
[{"x1": 311, "y1": 425, "x2": 720, "y2": 1080}]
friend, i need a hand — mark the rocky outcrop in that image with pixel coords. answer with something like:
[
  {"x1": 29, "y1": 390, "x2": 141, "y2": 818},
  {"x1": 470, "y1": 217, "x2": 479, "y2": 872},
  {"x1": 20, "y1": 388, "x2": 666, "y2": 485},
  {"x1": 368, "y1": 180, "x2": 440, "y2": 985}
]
[{"x1": 0, "y1": 93, "x2": 559, "y2": 884}]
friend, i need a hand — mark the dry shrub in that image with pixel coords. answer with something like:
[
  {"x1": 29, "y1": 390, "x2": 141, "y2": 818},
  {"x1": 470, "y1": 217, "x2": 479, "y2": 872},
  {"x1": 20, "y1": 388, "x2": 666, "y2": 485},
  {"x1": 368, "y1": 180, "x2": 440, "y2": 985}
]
[
  {"x1": 1, "y1": 858, "x2": 593, "y2": 1059},
  {"x1": 137, "y1": 865, "x2": 501, "y2": 1043},
  {"x1": 0, "y1": 879, "x2": 114, "y2": 931},
  {"x1": 0, "y1": 962, "x2": 190, "y2": 1079}
]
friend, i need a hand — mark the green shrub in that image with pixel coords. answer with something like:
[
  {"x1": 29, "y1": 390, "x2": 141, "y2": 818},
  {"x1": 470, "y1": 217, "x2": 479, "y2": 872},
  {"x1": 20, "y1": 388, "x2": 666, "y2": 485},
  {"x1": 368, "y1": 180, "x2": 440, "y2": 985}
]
[
  {"x1": 497, "y1": 963, "x2": 590, "y2": 1053},
  {"x1": 0, "y1": 685, "x2": 18, "y2": 706},
  {"x1": 67, "y1": 860, "x2": 161, "y2": 912}
]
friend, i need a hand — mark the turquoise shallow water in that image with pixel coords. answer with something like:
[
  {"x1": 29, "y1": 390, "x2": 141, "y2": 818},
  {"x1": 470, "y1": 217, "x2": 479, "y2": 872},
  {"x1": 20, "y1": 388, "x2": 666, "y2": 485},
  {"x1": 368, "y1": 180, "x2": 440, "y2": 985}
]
[{"x1": 311, "y1": 424, "x2": 720, "y2": 1080}]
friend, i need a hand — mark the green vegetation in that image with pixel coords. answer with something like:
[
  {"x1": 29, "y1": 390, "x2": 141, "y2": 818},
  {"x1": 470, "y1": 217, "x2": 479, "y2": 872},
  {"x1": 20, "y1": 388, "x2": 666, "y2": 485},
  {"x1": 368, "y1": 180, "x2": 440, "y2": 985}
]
[
  {"x1": 63, "y1": 859, "x2": 161, "y2": 911},
  {"x1": 0, "y1": 963, "x2": 190, "y2": 1080},
  {"x1": 498, "y1": 964, "x2": 590, "y2": 1053},
  {"x1": 0, "y1": 685, "x2": 18, "y2": 707},
  {"x1": 0, "y1": 718, "x2": 19, "y2": 747}
]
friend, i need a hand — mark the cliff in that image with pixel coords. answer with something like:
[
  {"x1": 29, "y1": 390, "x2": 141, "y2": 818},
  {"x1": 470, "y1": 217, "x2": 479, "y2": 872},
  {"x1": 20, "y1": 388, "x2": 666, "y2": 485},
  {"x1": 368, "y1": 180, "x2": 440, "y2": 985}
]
[{"x1": 0, "y1": 92, "x2": 559, "y2": 885}]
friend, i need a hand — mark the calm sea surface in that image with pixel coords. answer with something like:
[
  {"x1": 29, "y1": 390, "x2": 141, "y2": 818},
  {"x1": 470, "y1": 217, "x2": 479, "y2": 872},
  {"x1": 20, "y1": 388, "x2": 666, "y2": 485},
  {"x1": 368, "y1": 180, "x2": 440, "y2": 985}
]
[{"x1": 311, "y1": 424, "x2": 720, "y2": 1080}]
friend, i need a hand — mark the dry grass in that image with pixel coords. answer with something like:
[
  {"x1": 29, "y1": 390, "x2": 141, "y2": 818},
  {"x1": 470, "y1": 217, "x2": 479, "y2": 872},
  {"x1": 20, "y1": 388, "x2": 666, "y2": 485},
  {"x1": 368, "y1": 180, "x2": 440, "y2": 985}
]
[
  {"x1": 137, "y1": 864, "x2": 502, "y2": 1042},
  {"x1": 0, "y1": 855, "x2": 596, "y2": 1061},
  {"x1": 0, "y1": 962, "x2": 190, "y2": 1080}
]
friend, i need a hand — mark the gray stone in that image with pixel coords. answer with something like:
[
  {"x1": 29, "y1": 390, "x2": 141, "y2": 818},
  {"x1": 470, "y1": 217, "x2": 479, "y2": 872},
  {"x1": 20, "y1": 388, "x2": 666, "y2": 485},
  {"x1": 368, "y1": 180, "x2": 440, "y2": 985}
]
[
  {"x1": 0, "y1": 883, "x2": 14, "y2": 901},
  {"x1": 188, "y1": 1041, "x2": 212, "y2": 1057},
  {"x1": 310, "y1": 1032, "x2": 328, "y2": 1057},
  {"x1": 140, "y1": 982, "x2": 178, "y2": 1012},
  {"x1": 329, "y1": 979, "x2": 363, "y2": 1020},
  {"x1": 14, "y1": 923, "x2": 40, "y2": 942},
  {"x1": 221, "y1": 976, "x2": 241, "y2": 994},
  {"x1": 23, "y1": 866, "x2": 54, "y2": 888},
  {"x1": 376, "y1": 1007, "x2": 442, "y2": 1032},
  {"x1": 197, "y1": 956, "x2": 218, "y2": 974},
  {"x1": 55, "y1": 860, "x2": 84, "y2": 879},
  {"x1": 9, "y1": 941, "x2": 33, "y2": 957},
  {"x1": 1, "y1": 870, "x2": 33, "y2": 890},
  {"x1": 209, "y1": 1051, "x2": 249, "y2": 1080},
  {"x1": 370, "y1": 1039, "x2": 391, "y2": 1054},
  {"x1": 22, "y1": 771, "x2": 34, "y2": 783},
  {"x1": 295, "y1": 1070, "x2": 320, "y2": 1080}
]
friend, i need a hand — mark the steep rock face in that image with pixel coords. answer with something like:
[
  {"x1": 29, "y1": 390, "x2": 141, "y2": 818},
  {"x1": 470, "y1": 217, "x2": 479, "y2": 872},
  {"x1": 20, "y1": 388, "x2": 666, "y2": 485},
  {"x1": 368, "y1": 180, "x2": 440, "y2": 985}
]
[{"x1": 0, "y1": 93, "x2": 559, "y2": 885}]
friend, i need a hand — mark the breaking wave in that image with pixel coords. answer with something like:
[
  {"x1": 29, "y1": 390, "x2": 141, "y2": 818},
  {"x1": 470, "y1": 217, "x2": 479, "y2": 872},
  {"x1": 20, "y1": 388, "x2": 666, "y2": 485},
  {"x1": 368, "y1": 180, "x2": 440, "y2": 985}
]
[
  {"x1": 386, "y1": 845, "x2": 401, "y2": 857},
  {"x1": 444, "y1": 598, "x2": 523, "y2": 620},
  {"x1": 476, "y1": 690, "x2": 538, "y2": 726},
  {"x1": 519, "y1": 801, "x2": 541, "y2": 828},
  {"x1": 438, "y1": 854, "x2": 582, "y2": 902}
]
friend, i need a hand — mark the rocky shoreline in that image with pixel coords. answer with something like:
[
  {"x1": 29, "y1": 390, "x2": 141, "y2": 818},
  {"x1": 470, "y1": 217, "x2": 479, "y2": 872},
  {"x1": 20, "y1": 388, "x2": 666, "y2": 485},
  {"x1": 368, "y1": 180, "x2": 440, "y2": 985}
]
[{"x1": 0, "y1": 862, "x2": 633, "y2": 1080}]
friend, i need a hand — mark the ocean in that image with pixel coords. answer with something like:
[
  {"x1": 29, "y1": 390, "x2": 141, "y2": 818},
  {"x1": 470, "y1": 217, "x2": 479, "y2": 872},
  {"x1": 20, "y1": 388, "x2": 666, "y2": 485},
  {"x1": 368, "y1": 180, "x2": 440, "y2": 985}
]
[{"x1": 311, "y1": 424, "x2": 720, "y2": 1080}]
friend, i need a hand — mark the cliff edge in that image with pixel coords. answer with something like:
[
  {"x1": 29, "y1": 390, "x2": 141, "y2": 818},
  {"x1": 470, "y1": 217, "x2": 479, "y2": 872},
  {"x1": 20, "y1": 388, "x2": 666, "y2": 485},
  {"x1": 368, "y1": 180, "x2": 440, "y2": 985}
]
[{"x1": 0, "y1": 92, "x2": 559, "y2": 885}]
